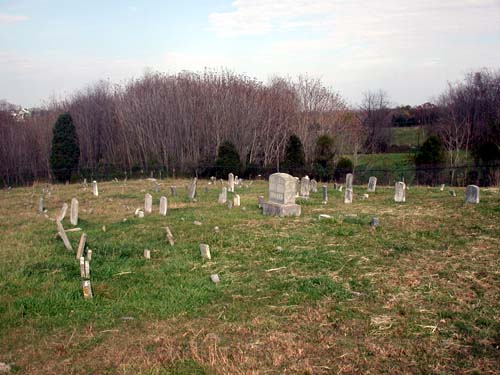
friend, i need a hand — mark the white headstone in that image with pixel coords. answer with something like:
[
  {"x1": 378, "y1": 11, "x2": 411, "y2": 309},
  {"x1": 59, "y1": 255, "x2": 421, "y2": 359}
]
[
  {"x1": 300, "y1": 176, "x2": 310, "y2": 197},
  {"x1": 144, "y1": 249, "x2": 151, "y2": 259},
  {"x1": 82, "y1": 280, "x2": 93, "y2": 299},
  {"x1": 187, "y1": 178, "x2": 197, "y2": 200},
  {"x1": 233, "y1": 194, "x2": 241, "y2": 207},
  {"x1": 465, "y1": 185, "x2": 479, "y2": 204},
  {"x1": 346, "y1": 173, "x2": 353, "y2": 190},
  {"x1": 145, "y1": 193, "x2": 152, "y2": 214},
  {"x1": 228, "y1": 173, "x2": 235, "y2": 193},
  {"x1": 394, "y1": 181, "x2": 406, "y2": 202},
  {"x1": 200, "y1": 244, "x2": 211, "y2": 260},
  {"x1": 322, "y1": 185, "x2": 328, "y2": 204},
  {"x1": 92, "y1": 181, "x2": 98, "y2": 196},
  {"x1": 263, "y1": 173, "x2": 301, "y2": 217},
  {"x1": 310, "y1": 179, "x2": 318, "y2": 193},
  {"x1": 159, "y1": 196, "x2": 167, "y2": 216},
  {"x1": 70, "y1": 198, "x2": 79, "y2": 226},
  {"x1": 58, "y1": 203, "x2": 68, "y2": 222},
  {"x1": 344, "y1": 188, "x2": 353, "y2": 204},
  {"x1": 367, "y1": 176, "x2": 377, "y2": 192},
  {"x1": 218, "y1": 187, "x2": 227, "y2": 204}
]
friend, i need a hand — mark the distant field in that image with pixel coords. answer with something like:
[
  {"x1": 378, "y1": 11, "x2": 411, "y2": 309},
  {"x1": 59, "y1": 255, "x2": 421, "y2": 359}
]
[
  {"x1": 390, "y1": 126, "x2": 427, "y2": 147},
  {"x1": 1, "y1": 179, "x2": 499, "y2": 374}
]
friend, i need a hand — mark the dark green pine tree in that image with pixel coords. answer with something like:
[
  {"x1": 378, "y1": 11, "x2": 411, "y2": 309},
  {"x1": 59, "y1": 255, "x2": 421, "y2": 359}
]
[
  {"x1": 215, "y1": 140, "x2": 241, "y2": 178},
  {"x1": 283, "y1": 134, "x2": 305, "y2": 172},
  {"x1": 50, "y1": 112, "x2": 80, "y2": 182}
]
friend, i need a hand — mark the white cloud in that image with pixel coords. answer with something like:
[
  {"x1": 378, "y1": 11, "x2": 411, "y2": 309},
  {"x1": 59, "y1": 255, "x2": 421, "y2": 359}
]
[{"x1": 0, "y1": 13, "x2": 29, "y2": 24}]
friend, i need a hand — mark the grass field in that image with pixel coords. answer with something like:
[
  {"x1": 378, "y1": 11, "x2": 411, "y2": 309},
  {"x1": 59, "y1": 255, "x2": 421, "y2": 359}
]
[
  {"x1": 390, "y1": 126, "x2": 427, "y2": 147},
  {"x1": 1, "y1": 179, "x2": 499, "y2": 374}
]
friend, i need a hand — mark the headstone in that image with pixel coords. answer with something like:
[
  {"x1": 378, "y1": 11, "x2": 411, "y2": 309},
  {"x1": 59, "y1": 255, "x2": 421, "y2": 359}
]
[
  {"x1": 346, "y1": 173, "x2": 353, "y2": 190},
  {"x1": 300, "y1": 176, "x2": 310, "y2": 197},
  {"x1": 144, "y1": 193, "x2": 152, "y2": 214},
  {"x1": 465, "y1": 185, "x2": 479, "y2": 204},
  {"x1": 333, "y1": 183, "x2": 338, "y2": 190},
  {"x1": 370, "y1": 217, "x2": 379, "y2": 227},
  {"x1": 86, "y1": 249, "x2": 92, "y2": 261},
  {"x1": 170, "y1": 186, "x2": 177, "y2": 196},
  {"x1": 138, "y1": 211, "x2": 144, "y2": 218},
  {"x1": 218, "y1": 187, "x2": 227, "y2": 204},
  {"x1": 58, "y1": 203, "x2": 68, "y2": 222},
  {"x1": 76, "y1": 233, "x2": 87, "y2": 259},
  {"x1": 210, "y1": 274, "x2": 220, "y2": 284},
  {"x1": 294, "y1": 177, "x2": 300, "y2": 197},
  {"x1": 187, "y1": 178, "x2": 197, "y2": 200},
  {"x1": 233, "y1": 194, "x2": 240, "y2": 207},
  {"x1": 210, "y1": 176, "x2": 216, "y2": 183},
  {"x1": 153, "y1": 182, "x2": 160, "y2": 193},
  {"x1": 440, "y1": 184, "x2": 445, "y2": 191},
  {"x1": 339, "y1": 185, "x2": 343, "y2": 192},
  {"x1": 70, "y1": 198, "x2": 79, "y2": 225},
  {"x1": 228, "y1": 173, "x2": 235, "y2": 193},
  {"x1": 227, "y1": 200, "x2": 233, "y2": 209},
  {"x1": 82, "y1": 280, "x2": 93, "y2": 299},
  {"x1": 319, "y1": 214, "x2": 332, "y2": 220},
  {"x1": 159, "y1": 196, "x2": 167, "y2": 216},
  {"x1": 310, "y1": 179, "x2": 318, "y2": 193},
  {"x1": 258, "y1": 195, "x2": 264, "y2": 208},
  {"x1": 363, "y1": 193, "x2": 369, "y2": 200},
  {"x1": 394, "y1": 182, "x2": 406, "y2": 202},
  {"x1": 92, "y1": 181, "x2": 98, "y2": 196},
  {"x1": 84, "y1": 260, "x2": 90, "y2": 279},
  {"x1": 200, "y1": 244, "x2": 211, "y2": 260},
  {"x1": 56, "y1": 221, "x2": 73, "y2": 251},
  {"x1": 144, "y1": 249, "x2": 151, "y2": 259},
  {"x1": 322, "y1": 185, "x2": 328, "y2": 204},
  {"x1": 194, "y1": 220, "x2": 202, "y2": 226},
  {"x1": 449, "y1": 190, "x2": 456, "y2": 197},
  {"x1": 38, "y1": 197, "x2": 44, "y2": 213},
  {"x1": 344, "y1": 188, "x2": 353, "y2": 204},
  {"x1": 367, "y1": 176, "x2": 377, "y2": 192},
  {"x1": 79, "y1": 257, "x2": 86, "y2": 278},
  {"x1": 165, "y1": 226, "x2": 174, "y2": 246},
  {"x1": 204, "y1": 186, "x2": 209, "y2": 193},
  {"x1": 263, "y1": 173, "x2": 301, "y2": 217}
]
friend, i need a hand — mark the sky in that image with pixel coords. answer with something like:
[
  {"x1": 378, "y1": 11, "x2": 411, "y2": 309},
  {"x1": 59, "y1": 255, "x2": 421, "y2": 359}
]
[{"x1": 1, "y1": 0, "x2": 500, "y2": 107}]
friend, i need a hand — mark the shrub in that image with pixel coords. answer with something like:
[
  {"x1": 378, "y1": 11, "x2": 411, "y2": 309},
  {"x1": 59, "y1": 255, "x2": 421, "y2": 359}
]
[
  {"x1": 215, "y1": 140, "x2": 241, "y2": 178},
  {"x1": 50, "y1": 113, "x2": 80, "y2": 182}
]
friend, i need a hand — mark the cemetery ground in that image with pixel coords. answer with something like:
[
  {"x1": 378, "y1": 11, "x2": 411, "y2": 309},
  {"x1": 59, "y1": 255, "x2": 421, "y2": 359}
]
[{"x1": 0, "y1": 180, "x2": 499, "y2": 374}]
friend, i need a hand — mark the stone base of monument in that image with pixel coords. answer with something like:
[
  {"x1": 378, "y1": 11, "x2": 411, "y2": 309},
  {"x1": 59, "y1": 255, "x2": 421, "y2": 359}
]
[{"x1": 262, "y1": 201, "x2": 301, "y2": 217}]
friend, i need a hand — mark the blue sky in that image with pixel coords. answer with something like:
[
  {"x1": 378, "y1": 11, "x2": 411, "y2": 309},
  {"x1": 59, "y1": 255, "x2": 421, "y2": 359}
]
[{"x1": 1, "y1": 0, "x2": 500, "y2": 107}]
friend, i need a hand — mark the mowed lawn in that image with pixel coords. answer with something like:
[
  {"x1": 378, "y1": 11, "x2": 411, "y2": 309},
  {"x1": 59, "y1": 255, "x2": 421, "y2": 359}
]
[{"x1": 0, "y1": 179, "x2": 499, "y2": 374}]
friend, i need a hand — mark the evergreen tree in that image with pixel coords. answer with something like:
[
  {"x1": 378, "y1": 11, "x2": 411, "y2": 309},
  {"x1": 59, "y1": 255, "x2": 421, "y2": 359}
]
[
  {"x1": 415, "y1": 135, "x2": 445, "y2": 165},
  {"x1": 215, "y1": 140, "x2": 241, "y2": 178},
  {"x1": 283, "y1": 134, "x2": 305, "y2": 173},
  {"x1": 50, "y1": 113, "x2": 80, "y2": 182},
  {"x1": 334, "y1": 157, "x2": 353, "y2": 180}
]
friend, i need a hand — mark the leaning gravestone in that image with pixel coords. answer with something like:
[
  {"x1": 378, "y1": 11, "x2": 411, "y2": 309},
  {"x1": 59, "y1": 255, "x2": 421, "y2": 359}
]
[
  {"x1": 228, "y1": 173, "x2": 235, "y2": 193},
  {"x1": 92, "y1": 181, "x2": 98, "y2": 196},
  {"x1": 145, "y1": 193, "x2": 153, "y2": 214},
  {"x1": 300, "y1": 176, "x2": 310, "y2": 197},
  {"x1": 187, "y1": 178, "x2": 197, "y2": 200},
  {"x1": 263, "y1": 173, "x2": 301, "y2": 217},
  {"x1": 58, "y1": 203, "x2": 68, "y2": 222},
  {"x1": 394, "y1": 181, "x2": 406, "y2": 202},
  {"x1": 218, "y1": 187, "x2": 227, "y2": 204},
  {"x1": 159, "y1": 196, "x2": 167, "y2": 216},
  {"x1": 465, "y1": 185, "x2": 479, "y2": 204},
  {"x1": 367, "y1": 176, "x2": 377, "y2": 192},
  {"x1": 70, "y1": 198, "x2": 79, "y2": 226}
]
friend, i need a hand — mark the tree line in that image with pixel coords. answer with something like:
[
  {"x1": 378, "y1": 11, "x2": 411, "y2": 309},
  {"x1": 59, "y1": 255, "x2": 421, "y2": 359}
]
[{"x1": 0, "y1": 68, "x2": 499, "y2": 186}]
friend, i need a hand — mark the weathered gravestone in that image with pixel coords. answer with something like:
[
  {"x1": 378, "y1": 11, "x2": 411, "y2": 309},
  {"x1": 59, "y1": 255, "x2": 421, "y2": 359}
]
[
  {"x1": 228, "y1": 173, "x2": 235, "y2": 193},
  {"x1": 258, "y1": 195, "x2": 264, "y2": 208},
  {"x1": 145, "y1": 194, "x2": 153, "y2": 214},
  {"x1": 322, "y1": 185, "x2": 328, "y2": 204},
  {"x1": 346, "y1": 173, "x2": 353, "y2": 190},
  {"x1": 38, "y1": 197, "x2": 44, "y2": 213},
  {"x1": 58, "y1": 203, "x2": 68, "y2": 222},
  {"x1": 300, "y1": 176, "x2": 310, "y2": 197},
  {"x1": 170, "y1": 186, "x2": 177, "y2": 196},
  {"x1": 465, "y1": 185, "x2": 480, "y2": 204},
  {"x1": 200, "y1": 244, "x2": 211, "y2": 260},
  {"x1": 310, "y1": 179, "x2": 318, "y2": 193},
  {"x1": 367, "y1": 176, "x2": 377, "y2": 192},
  {"x1": 92, "y1": 181, "x2": 98, "y2": 196},
  {"x1": 440, "y1": 184, "x2": 445, "y2": 191},
  {"x1": 394, "y1": 181, "x2": 406, "y2": 202},
  {"x1": 218, "y1": 187, "x2": 227, "y2": 204},
  {"x1": 233, "y1": 194, "x2": 241, "y2": 207},
  {"x1": 70, "y1": 198, "x2": 79, "y2": 226},
  {"x1": 344, "y1": 188, "x2": 353, "y2": 204},
  {"x1": 263, "y1": 173, "x2": 301, "y2": 217},
  {"x1": 159, "y1": 196, "x2": 167, "y2": 216},
  {"x1": 295, "y1": 177, "x2": 300, "y2": 197},
  {"x1": 187, "y1": 178, "x2": 197, "y2": 200}
]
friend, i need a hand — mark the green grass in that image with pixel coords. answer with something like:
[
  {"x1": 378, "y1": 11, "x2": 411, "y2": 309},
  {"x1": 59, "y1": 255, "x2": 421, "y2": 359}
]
[
  {"x1": 0, "y1": 179, "x2": 499, "y2": 374},
  {"x1": 390, "y1": 126, "x2": 427, "y2": 147}
]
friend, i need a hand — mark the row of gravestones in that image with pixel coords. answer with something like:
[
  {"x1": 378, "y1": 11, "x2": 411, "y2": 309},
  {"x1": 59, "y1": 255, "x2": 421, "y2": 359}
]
[{"x1": 261, "y1": 173, "x2": 481, "y2": 217}]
